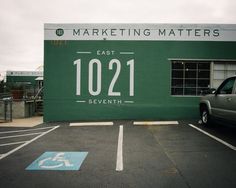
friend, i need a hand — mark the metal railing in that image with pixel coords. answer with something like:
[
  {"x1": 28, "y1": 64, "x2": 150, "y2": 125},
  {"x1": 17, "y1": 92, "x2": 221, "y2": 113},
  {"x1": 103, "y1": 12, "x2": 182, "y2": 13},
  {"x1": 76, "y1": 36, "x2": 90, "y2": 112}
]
[{"x1": 34, "y1": 87, "x2": 43, "y2": 100}]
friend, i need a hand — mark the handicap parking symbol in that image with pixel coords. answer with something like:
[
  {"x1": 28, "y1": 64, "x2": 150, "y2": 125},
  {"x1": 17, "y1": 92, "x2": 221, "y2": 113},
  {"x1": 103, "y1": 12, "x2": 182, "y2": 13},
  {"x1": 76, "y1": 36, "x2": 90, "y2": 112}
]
[{"x1": 26, "y1": 152, "x2": 88, "y2": 171}]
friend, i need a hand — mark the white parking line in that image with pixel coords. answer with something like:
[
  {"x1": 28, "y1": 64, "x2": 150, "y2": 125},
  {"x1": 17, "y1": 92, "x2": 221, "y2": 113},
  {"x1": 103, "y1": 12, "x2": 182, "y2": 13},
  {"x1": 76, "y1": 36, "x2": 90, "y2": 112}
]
[
  {"x1": 116, "y1": 125, "x2": 123, "y2": 171},
  {"x1": 134, "y1": 121, "x2": 179, "y2": 126},
  {"x1": 0, "y1": 141, "x2": 27, "y2": 147},
  {"x1": 188, "y1": 124, "x2": 236, "y2": 151},
  {"x1": 70, "y1": 122, "x2": 114, "y2": 126},
  {"x1": 0, "y1": 125, "x2": 60, "y2": 160},
  {"x1": 0, "y1": 126, "x2": 59, "y2": 134},
  {"x1": 0, "y1": 132, "x2": 44, "y2": 139}
]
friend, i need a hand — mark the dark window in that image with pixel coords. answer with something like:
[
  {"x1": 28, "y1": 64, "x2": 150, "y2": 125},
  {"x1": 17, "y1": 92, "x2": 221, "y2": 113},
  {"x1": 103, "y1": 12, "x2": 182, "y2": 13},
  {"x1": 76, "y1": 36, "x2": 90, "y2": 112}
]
[
  {"x1": 185, "y1": 63, "x2": 197, "y2": 70},
  {"x1": 198, "y1": 70, "x2": 210, "y2": 79},
  {"x1": 198, "y1": 63, "x2": 210, "y2": 69},
  {"x1": 217, "y1": 77, "x2": 235, "y2": 94},
  {"x1": 185, "y1": 79, "x2": 196, "y2": 87},
  {"x1": 172, "y1": 61, "x2": 184, "y2": 69},
  {"x1": 185, "y1": 70, "x2": 196, "y2": 78},
  {"x1": 172, "y1": 70, "x2": 183, "y2": 78},
  {"x1": 171, "y1": 61, "x2": 210, "y2": 96}
]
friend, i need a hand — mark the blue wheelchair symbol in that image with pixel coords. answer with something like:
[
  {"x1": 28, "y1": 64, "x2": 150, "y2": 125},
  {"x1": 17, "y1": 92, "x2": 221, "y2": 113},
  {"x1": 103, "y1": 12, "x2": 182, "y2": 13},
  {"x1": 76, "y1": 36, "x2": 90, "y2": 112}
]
[{"x1": 26, "y1": 152, "x2": 88, "y2": 171}]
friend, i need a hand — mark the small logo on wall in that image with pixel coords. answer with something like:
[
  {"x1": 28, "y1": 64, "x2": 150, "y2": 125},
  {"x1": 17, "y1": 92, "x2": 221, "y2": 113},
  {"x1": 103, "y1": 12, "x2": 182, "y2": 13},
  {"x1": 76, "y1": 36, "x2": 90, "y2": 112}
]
[{"x1": 56, "y1": 28, "x2": 64, "y2": 37}]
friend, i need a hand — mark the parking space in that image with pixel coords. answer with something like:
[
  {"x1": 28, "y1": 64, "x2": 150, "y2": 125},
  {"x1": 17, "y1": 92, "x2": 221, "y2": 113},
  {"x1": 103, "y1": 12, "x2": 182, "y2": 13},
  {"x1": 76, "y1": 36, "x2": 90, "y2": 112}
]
[
  {"x1": 149, "y1": 121, "x2": 236, "y2": 188},
  {"x1": 187, "y1": 120, "x2": 236, "y2": 147},
  {"x1": 0, "y1": 121, "x2": 235, "y2": 188}
]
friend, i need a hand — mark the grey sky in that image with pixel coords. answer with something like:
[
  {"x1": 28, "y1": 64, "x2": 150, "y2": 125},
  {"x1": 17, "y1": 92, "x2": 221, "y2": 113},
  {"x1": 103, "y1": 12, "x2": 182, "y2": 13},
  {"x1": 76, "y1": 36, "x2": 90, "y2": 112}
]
[{"x1": 0, "y1": 0, "x2": 236, "y2": 78}]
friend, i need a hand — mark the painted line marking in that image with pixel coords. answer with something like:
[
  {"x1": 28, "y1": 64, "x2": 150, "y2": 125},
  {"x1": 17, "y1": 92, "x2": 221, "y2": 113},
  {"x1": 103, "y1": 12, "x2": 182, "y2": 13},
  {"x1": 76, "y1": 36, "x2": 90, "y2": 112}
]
[
  {"x1": 76, "y1": 100, "x2": 86, "y2": 103},
  {"x1": 116, "y1": 125, "x2": 123, "y2": 171},
  {"x1": 0, "y1": 141, "x2": 27, "y2": 147},
  {"x1": 0, "y1": 126, "x2": 58, "y2": 134},
  {"x1": 70, "y1": 122, "x2": 114, "y2": 127},
  {"x1": 134, "y1": 121, "x2": 179, "y2": 126},
  {"x1": 0, "y1": 132, "x2": 44, "y2": 139},
  {"x1": 124, "y1": 101, "x2": 134, "y2": 104},
  {"x1": 76, "y1": 51, "x2": 92, "y2": 54},
  {"x1": 120, "y1": 52, "x2": 134, "y2": 55},
  {"x1": 188, "y1": 124, "x2": 236, "y2": 151},
  {"x1": 0, "y1": 126, "x2": 60, "y2": 160}
]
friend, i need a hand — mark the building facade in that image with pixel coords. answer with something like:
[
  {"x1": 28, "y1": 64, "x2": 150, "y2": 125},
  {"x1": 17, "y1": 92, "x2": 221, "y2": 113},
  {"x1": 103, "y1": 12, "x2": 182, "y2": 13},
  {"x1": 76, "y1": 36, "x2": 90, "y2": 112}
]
[
  {"x1": 6, "y1": 71, "x2": 43, "y2": 97},
  {"x1": 44, "y1": 24, "x2": 236, "y2": 122}
]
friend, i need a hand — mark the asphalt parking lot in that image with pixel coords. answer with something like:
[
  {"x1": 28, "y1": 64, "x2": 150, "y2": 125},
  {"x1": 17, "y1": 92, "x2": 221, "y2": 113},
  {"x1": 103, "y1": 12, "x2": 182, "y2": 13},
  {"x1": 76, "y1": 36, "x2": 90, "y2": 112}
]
[{"x1": 0, "y1": 120, "x2": 236, "y2": 188}]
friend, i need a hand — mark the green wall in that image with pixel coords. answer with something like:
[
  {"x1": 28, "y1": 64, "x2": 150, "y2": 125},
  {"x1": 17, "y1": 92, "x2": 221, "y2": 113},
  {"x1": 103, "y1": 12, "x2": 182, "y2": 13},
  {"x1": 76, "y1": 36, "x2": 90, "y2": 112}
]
[{"x1": 44, "y1": 40, "x2": 236, "y2": 122}]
